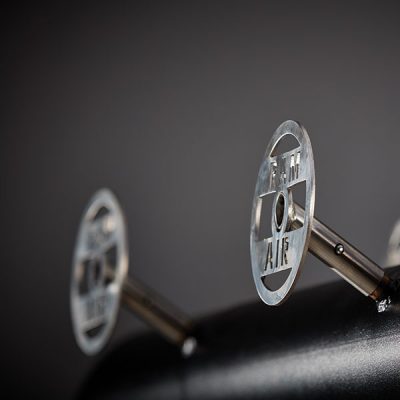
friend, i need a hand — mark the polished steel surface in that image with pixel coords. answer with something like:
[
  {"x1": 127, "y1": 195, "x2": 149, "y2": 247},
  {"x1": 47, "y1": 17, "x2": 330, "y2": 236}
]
[
  {"x1": 250, "y1": 121, "x2": 391, "y2": 306},
  {"x1": 250, "y1": 120, "x2": 315, "y2": 305},
  {"x1": 121, "y1": 278, "x2": 196, "y2": 355},
  {"x1": 294, "y1": 204, "x2": 385, "y2": 299},
  {"x1": 386, "y1": 219, "x2": 400, "y2": 267},
  {"x1": 71, "y1": 189, "x2": 195, "y2": 355}
]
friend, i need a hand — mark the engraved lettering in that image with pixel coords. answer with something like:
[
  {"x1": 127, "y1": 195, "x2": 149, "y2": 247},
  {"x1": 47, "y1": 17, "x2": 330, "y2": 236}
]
[
  {"x1": 275, "y1": 238, "x2": 280, "y2": 269},
  {"x1": 265, "y1": 241, "x2": 273, "y2": 270},
  {"x1": 271, "y1": 161, "x2": 277, "y2": 188},
  {"x1": 280, "y1": 158, "x2": 287, "y2": 184},
  {"x1": 86, "y1": 294, "x2": 107, "y2": 323},
  {"x1": 289, "y1": 151, "x2": 301, "y2": 182},
  {"x1": 281, "y1": 236, "x2": 289, "y2": 266},
  {"x1": 289, "y1": 154, "x2": 295, "y2": 182}
]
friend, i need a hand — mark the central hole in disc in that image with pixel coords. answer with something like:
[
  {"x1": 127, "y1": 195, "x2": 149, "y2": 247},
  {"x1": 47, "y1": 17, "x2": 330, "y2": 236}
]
[{"x1": 275, "y1": 192, "x2": 285, "y2": 230}]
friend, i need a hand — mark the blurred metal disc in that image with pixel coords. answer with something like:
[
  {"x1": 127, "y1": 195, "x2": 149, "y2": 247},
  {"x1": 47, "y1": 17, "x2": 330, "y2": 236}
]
[{"x1": 71, "y1": 189, "x2": 128, "y2": 355}]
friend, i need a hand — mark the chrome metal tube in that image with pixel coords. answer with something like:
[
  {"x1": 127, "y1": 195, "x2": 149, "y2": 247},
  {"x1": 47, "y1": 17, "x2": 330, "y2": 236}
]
[
  {"x1": 121, "y1": 278, "x2": 196, "y2": 353},
  {"x1": 294, "y1": 203, "x2": 391, "y2": 300}
]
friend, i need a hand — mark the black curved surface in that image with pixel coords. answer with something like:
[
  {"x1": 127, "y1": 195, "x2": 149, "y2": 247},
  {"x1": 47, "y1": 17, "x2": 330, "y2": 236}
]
[{"x1": 80, "y1": 272, "x2": 400, "y2": 399}]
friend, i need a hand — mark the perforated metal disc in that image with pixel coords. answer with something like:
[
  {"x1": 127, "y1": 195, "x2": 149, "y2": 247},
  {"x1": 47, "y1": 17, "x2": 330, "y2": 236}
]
[
  {"x1": 386, "y1": 219, "x2": 400, "y2": 267},
  {"x1": 70, "y1": 189, "x2": 128, "y2": 355},
  {"x1": 250, "y1": 120, "x2": 315, "y2": 305}
]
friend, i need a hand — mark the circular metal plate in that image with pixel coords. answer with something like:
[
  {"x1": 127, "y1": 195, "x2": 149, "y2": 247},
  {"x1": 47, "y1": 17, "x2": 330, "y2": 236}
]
[
  {"x1": 386, "y1": 219, "x2": 400, "y2": 267},
  {"x1": 70, "y1": 189, "x2": 128, "y2": 355},
  {"x1": 250, "y1": 120, "x2": 315, "y2": 305}
]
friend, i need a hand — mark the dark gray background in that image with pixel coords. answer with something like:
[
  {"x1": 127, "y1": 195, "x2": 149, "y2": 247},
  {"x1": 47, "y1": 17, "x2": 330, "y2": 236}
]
[{"x1": 2, "y1": 1, "x2": 400, "y2": 398}]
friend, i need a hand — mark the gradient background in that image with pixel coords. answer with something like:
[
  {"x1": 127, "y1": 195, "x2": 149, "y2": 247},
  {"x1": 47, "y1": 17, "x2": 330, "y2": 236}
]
[{"x1": 2, "y1": 1, "x2": 400, "y2": 398}]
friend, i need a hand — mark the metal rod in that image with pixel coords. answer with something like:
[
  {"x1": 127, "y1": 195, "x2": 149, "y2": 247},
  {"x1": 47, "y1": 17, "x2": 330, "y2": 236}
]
[
  {"x1": 293, "y1": 203, "x2": 391, "y2": 300},
  {"x1": 121, "y1": 277, "x2": 197, "y2": 356}
]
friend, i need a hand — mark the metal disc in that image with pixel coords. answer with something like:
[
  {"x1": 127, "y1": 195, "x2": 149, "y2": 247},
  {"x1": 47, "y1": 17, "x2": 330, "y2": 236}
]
[
  {"x1": 70, "y1": 189, "x2": 128, "y2": 355},
  {"x1": 250, "y1": 120, "x2": 315, "y2": 305},
  {"x1": 386, "y1": 219, "x2": 400, "y2": 267}
]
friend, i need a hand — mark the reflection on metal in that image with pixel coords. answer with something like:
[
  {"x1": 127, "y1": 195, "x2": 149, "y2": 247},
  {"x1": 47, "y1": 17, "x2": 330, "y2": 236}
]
[
  {"x1": 377, "y1": 296, "x2": 391, "y2": 313},
  {"x1": 71, "y1": 189, "x2": 128, "y2": 355},
  {"x1": 250, "y1": 120, "x2": 392, "y2": 306},
  {"x1": 250, "y1": 120, "x2": 315, "y2": 305},
  {"x1": 71, "y1": 189, "x2": 195, "y2": 356},
  {"x1": 386, "y1": 219, "x2": 400, "y2": 267},
  {"x1": 293, "y1": 204, "x2": 388, "y2": 301}
]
